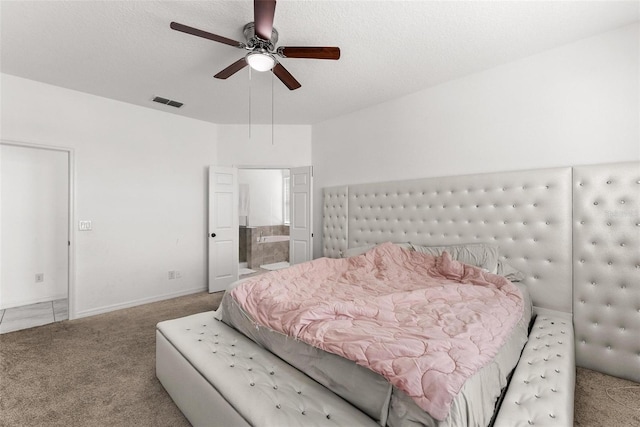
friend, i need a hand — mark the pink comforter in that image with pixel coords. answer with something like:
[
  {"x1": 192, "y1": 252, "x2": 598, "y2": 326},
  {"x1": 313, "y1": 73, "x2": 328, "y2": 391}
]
[{"x1": 230, "y1": 242, "x2": 523, "y2": 420}]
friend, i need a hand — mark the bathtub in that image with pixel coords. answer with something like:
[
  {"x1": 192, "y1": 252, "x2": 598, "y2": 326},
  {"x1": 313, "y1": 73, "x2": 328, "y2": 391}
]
[{"x1": 259, "y1": 235, "x2": 290, "y2": 243}]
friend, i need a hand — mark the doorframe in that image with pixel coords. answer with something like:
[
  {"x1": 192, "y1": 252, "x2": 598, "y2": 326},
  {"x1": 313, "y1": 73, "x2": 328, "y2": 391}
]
[
  {"x1": 234, "y1": 164, "x2": 312, "y2": 257},
  {"x1": 0, "y1": 139, "x2": 76, "y2": 319}
]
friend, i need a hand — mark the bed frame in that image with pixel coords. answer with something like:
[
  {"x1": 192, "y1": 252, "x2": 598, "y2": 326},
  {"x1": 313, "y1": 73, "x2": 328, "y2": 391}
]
[{"x1": 156, "y1": 161, "x2": 639, "y2": 426}]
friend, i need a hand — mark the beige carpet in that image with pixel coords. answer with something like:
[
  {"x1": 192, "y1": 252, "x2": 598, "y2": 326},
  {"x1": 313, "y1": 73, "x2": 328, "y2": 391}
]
[
  {"x1": 1, "y1": 291, "x2": 639, "y2": 426},
  {"x1": 574, "y1": 366, "x2": 640, "y2": 426},
  {"x1": 0, "y1": 291, "x2": 221, "y2": 427}
]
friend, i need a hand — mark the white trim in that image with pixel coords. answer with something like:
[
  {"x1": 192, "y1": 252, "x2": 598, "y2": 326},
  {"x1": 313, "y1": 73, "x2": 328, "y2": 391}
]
[
  {"x1": 74, "y1": 285, "x2": 207, "y2": 319},
  {"x1": 0, "y1": 139, "x2": 77, "y2": 319}
]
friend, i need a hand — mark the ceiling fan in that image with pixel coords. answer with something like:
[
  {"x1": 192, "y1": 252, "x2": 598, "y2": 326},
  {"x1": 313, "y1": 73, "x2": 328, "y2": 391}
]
[{"x1": 170, "y1": 0, "x2": 340, "y2": 91}]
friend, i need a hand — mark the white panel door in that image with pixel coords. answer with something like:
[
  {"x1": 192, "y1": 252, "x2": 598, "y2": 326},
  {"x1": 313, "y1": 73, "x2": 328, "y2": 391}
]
[
  {"x1": 289, "y1": 166, "x2": 313, "y2": 265},
  {"x1": 208, "y1": 167, "x2": 238, "y2": 292}
]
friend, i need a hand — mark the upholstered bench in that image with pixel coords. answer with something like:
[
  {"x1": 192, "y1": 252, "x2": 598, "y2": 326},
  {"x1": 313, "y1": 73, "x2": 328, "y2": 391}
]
[
  {"x1": 156, "y1": 311, "x2": 379, "y2": 427},
  {"x1": 494, "y1": 311, "x2": 575, "y2": 427}
]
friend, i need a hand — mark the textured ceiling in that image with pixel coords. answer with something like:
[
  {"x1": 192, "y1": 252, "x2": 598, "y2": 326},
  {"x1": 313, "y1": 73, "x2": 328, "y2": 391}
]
[{"x1": 1, "y1": 1, "x2": 638, "y2": 124}]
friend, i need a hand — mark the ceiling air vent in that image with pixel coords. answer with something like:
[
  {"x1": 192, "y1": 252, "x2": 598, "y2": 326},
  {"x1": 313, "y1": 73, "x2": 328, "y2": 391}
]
[{"x1": 152, "y1": 96, "x2": 183, "y2": 108}]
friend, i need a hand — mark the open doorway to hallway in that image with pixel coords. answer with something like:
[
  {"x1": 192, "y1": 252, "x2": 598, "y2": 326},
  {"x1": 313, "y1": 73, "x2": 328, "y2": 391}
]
[{"x1": 0, "y1": 142, "x2": 71, "y2": 334}]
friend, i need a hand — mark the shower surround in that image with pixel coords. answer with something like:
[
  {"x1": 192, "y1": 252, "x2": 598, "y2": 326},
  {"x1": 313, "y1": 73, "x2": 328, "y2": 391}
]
[{"x1": 240, "y1": 225, "x2": 290, "y2": 269}]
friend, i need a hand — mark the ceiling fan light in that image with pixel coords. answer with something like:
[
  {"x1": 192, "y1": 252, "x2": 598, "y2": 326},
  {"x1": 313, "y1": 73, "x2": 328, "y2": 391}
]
[{"x1": 246, "y1": 51, "x2": 275, "y2": 72}]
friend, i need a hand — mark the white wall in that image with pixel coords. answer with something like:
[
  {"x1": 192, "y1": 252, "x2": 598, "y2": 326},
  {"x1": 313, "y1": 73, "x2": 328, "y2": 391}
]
[
  {"x1": 0, "y1": 74, "x2": 218, "y2": 317},
  {"x1": 312, "y1": 24, "x2": 640, "y2": 257},
  {"x1": 238, "y1": 169, "x2": 286, "y2": 226},
  {"x1": 0, "y1": 144, "x2": 69, "y2": 308},
  {"x1": 217, "y1": 124, "x2": 312, "y2": 167}
]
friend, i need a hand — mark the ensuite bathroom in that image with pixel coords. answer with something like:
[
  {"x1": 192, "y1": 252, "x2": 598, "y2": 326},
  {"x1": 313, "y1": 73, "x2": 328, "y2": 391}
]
[{"x1": 238, "y1": 168, "x2": 290, "y2": 278}]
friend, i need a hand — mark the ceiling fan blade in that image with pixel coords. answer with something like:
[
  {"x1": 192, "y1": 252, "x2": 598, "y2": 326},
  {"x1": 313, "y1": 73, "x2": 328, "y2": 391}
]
[
  {"x1": 170, "y1": 22, "x2": 243, "y2": 48},
  {"x1": 272, "y1": 63, "x2": 301, "y2": 90},
  {"x1": 214, "y1": 58, "x2": 248, "y2": 79},
  {"x1": 254, "y1": 0, "x2": 276, "y2": 40},
  {"x1": 278, "y1": 47, "x2": 340, "y2": 60}
]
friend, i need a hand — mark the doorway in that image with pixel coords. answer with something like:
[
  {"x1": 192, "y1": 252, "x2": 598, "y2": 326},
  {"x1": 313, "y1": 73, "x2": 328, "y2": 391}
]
[
  {"x1": 238, "y1": 168, "x2": 290, "y2": 278},
  {"x1": 0, "y1": 141, "x2": 73, "y2": 333},
  {"x1": 208, "y1": 165, "x2": 312, "y2": 292}
]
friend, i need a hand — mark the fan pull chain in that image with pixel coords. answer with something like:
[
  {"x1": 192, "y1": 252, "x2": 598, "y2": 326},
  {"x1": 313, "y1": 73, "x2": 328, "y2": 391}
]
[
  {"x1": 248, "y1": 67, "x2": 252, "y2": 140},
  {"x1": 272, "y1": 71, "x2": 275, "y2": 146}
]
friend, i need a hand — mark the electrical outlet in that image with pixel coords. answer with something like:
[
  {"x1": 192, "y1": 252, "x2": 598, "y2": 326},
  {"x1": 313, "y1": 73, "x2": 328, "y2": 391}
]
[
  {"x1": 175, "y1": 271, "x2": 182, "y2": 279},
  {"x1": 35, "y1": 273, "x2": 44, "y2": 283},
  {"x1": 168, "y1": 270, "x2": 175, "y2": 280}
]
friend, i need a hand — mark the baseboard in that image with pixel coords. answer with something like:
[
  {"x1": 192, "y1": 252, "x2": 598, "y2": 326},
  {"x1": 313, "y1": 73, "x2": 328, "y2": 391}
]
[
  {"x1": 73, "y1": 286, "x2": 207, "y2": 319},
  {"x1": 0, "y1": 293, "x2": 68, "y2": 310}
]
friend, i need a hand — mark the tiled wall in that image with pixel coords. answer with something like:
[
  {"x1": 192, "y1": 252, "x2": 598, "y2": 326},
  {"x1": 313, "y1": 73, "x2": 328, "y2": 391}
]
[
  {"x1": 240, "y1": 225, "x2": 290, "y2": 269},
  {"x1": 239, "y1": 226, "x2": 250, "y2": 263}
]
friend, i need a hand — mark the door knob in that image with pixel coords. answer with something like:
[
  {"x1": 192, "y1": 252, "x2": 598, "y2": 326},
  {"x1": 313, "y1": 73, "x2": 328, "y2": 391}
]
[{"x1": 211, "y1": 233, "x2": 216, "y2": 238}]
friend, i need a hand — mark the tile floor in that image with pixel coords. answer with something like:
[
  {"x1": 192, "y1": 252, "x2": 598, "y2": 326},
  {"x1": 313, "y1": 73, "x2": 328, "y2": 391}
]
[
  {"x1": 0, "y1": 299, "x2": 68, "y2": 334},
  {"x1": 260, "y1": 261, "x2": 290, "y2": 271},
  {"x1": 239, "y1": 265, "x2": 269, "y2": 279}
]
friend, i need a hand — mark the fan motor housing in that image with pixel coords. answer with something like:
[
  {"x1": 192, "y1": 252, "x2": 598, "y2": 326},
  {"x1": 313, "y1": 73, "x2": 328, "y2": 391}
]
[{"x1": 243, "y1": 22, "x2": 278, "y2": 51}]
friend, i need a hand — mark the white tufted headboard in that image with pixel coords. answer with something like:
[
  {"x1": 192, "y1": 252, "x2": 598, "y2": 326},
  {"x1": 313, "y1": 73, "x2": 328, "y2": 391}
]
[
  {"x1": 573, "y1": 162, "x2": 640, "y2": 383},
  {"x1": 322, "y1": 161, "x2": 640, "y2": 384},
  {"x1": 323, "y1": 167, "x2": 573, "y2": 313}
]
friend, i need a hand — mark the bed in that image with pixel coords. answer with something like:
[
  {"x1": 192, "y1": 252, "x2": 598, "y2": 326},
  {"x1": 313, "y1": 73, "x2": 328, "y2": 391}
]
[
  {"x1": 214, "y1": 242, "x2": 533, "y2": 427},
  {"x1": 156, "y1": 161, "x2": 640, "y2": 426}
]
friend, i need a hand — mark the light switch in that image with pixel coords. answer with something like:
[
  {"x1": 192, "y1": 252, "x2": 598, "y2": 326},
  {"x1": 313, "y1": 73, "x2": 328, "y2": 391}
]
[{"x1": 79, "y1": 220, "x2": 92, "y2": 231}]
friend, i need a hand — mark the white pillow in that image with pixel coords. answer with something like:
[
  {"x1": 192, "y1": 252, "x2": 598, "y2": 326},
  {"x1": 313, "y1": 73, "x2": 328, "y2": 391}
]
[
  {"x1": 410, "y1": 243, "x2": 500, "y2": 273},
  {"x1": 344, "y1": 242, "x2": 412, "y2": 258},
  {"x1": 496, "y1": 259, "x2": 525, "y2": 282}
]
